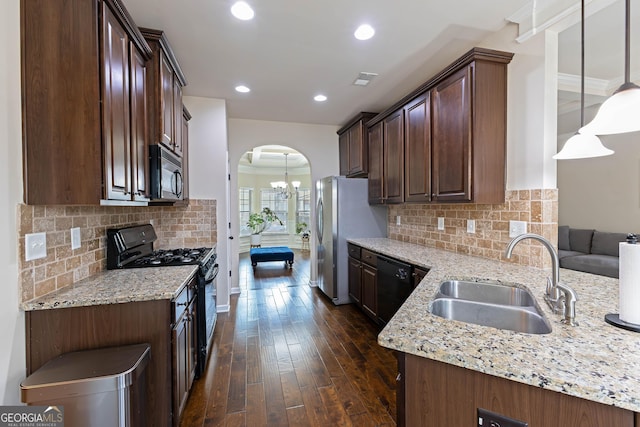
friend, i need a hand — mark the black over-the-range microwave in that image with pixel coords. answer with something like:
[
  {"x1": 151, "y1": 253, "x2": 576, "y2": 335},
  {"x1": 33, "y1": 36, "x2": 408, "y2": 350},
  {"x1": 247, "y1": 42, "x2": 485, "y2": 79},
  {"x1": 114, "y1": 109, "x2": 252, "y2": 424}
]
[{"x1": 150, "y1": 144, "x2": 183, "y2": 201}]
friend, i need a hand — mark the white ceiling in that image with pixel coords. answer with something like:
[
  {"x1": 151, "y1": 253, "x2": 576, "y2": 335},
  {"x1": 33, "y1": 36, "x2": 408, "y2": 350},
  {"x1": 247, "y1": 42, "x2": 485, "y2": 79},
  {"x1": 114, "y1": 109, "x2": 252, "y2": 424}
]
[
  {"x1": 557, "y1": 0, "x2": 640, "y2": 133},
  {"x1": 123, "y1": 0, "x2": 531, "y2": 127},
  {"x1": 238, "y1": 145, "x2": 309, "y2": 171}
]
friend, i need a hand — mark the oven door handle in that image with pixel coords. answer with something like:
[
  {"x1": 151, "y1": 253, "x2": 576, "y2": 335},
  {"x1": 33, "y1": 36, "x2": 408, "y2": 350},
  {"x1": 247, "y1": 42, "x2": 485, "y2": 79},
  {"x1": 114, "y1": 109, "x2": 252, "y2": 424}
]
[{"x1": 204, "y1": 263, "x2": 219, "y2": 283}]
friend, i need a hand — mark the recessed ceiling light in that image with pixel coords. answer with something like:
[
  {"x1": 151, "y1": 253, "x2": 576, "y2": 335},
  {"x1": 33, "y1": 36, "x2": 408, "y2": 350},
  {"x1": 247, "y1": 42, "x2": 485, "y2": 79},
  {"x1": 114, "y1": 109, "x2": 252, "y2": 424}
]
[
  {"x1": 231, "y1": 1, "x2": 254, "y2": 20},
  {"x1": 235, "y1": 85, "x2": 250, "y2": 93},
  {"x1": 354, "y1": 24, "x2": 375, "y2": 41},
  {"x1": 314, "y1": 95, "x2": 327, "y2": 102}
]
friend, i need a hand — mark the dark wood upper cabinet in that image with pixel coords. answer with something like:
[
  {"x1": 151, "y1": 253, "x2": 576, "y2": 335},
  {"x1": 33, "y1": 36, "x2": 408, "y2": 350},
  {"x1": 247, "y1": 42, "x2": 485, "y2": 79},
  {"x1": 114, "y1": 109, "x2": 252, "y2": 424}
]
[
  {"x1": 383, "y1": 110, "x2": 405, "y2": 204},
  {"x1": 130, "y1": 44, "x2": 150, "y2": 201},
  {"x1": 102, "y1": 4, "x2": 132, "y2": 201},
  {"x1": 404, "y1": 93, "x2": 432, "y2": 203},
  {"x1": 339, "y1": 132, "x2": 349, "y2": 176},
  {"x1": 366, "y1": 47, "x2": 512, "y2": 206},
  {"x1": 432, "y1": 67, "x2": 472, "y2": 202},
  {"x1": 173, "y1": 81, "x2": 184, "y2": 157},
  {"x1": 173, "y1": 107, "x2": 191, "y2": 207},
  {"x1": 140, "y1": 28, "x2": 187, "y2": 156},
  {"x1": 367, "y1": 122, "x2": 384, "y2": 204},
  {"x1": 337, "y1": 112, "x2": 377, "y2": 177},
  {"x1": 21, "y1": 0, "x2": 152, "y2": 205}
]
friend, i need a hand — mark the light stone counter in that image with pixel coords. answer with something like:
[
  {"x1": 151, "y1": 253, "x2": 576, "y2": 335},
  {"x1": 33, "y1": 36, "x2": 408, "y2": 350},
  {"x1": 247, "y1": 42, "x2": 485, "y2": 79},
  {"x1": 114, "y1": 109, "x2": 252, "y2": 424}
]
[
  {"x1": 348, "y1": 237, "x2": 640, "y2": 413},
  {"x1": 21, "y1": 265, "x2": 198, "y2": 311}
]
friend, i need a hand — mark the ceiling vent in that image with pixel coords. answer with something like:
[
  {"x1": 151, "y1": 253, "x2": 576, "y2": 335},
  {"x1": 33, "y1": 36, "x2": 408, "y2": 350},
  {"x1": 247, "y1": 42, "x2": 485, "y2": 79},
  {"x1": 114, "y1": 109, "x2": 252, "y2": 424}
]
[{"x1": 353, "y1": 72, "x2": 378, "y2": 86}]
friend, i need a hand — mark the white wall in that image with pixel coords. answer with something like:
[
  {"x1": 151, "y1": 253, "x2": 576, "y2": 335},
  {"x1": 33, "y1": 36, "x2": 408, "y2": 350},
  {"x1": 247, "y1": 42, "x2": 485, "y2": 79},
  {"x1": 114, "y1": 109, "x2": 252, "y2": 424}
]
[
  {"x1": 182, "y1": 96, "x2": 231, "y2": 311},
  {"x1": 228, "y1": 119, "x2": 339, "y2": 292},
  {"x1": 0, "y1": 0, "x2": 26, "y2": 404},
  {"x1": 558, "y1": 130, "x2": 640, "y2": 232}
]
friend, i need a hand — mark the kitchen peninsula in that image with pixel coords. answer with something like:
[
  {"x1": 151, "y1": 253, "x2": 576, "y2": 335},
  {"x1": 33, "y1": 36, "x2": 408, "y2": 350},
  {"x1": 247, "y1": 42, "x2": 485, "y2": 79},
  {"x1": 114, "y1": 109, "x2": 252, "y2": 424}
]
[
  {"x1": 349, "y1": 238, "x2": 640, "y2": 426},
  {"x1": 21, "y1": 265, "x2": 199, "y2": 426}
]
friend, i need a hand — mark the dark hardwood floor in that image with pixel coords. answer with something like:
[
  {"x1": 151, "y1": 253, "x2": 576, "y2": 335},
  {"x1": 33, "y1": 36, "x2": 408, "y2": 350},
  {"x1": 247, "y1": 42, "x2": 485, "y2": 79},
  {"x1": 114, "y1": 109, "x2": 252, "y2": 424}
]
[{"x1": 180, "y1": 249, "x2": 398, "y2": 426}]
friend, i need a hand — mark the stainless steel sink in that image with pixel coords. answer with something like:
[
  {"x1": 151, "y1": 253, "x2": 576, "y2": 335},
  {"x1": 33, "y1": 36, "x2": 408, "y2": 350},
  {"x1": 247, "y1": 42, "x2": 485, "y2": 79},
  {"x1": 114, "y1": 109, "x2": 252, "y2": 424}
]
[
  {"x1": 430, "y1": 298, "x2": 552, "y2": 334},
  {"x1": 430, "y1": 280, "x2": 552, "y2": 334},
  {"x1": 437, "y1": 280, "x2": 535, "y2": 307}
]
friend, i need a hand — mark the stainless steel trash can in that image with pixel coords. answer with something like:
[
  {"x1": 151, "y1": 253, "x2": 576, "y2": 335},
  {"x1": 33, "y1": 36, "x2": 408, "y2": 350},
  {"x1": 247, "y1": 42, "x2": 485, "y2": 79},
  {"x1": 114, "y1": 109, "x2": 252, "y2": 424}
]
[{"x1": 21, "y1": 343, "x2": 150, "y2": 427}]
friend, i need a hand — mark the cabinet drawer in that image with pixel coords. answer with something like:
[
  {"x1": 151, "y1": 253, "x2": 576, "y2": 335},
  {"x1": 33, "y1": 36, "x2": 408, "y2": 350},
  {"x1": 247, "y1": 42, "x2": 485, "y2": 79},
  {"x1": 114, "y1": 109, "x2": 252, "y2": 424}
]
[
  {"x1": 348, "y1": 243, "x2": 361, "y2": 259},
  {"x1": 173, "y1": 285, "x2": 189, "y2": 323},
  {"x1": 361, "y1": 249, "x2": 378, "y2": 266}
]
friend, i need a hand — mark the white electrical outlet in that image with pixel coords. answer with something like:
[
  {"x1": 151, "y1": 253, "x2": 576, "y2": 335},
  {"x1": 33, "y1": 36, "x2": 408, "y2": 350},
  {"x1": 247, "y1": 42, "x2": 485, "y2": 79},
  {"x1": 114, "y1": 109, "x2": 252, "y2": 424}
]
[
  {"x1": 509, "y1": 220, "x2": 528, "y2": 237},
  {"x1": 25, "y1": 232, "x2": 47, "y2": 261},
  {"x1": 467, "y1": 219, "x2": 476, "y2": 234},
  {"x1": 396, "y1": 215, "x2": 401, "y2": 225},
  {"x1": 71, "y1": 227, "x2": 81, "y2": 250},
  {"x1": 437, "y1": 217, "x2": 445, "y2": 230}
]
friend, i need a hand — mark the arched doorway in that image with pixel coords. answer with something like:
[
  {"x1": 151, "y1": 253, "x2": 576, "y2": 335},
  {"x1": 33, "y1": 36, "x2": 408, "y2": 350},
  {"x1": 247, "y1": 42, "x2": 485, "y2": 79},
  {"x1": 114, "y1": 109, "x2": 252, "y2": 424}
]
[{"x1": 236, "y1": 145, "x2": 312, "y2": 289}]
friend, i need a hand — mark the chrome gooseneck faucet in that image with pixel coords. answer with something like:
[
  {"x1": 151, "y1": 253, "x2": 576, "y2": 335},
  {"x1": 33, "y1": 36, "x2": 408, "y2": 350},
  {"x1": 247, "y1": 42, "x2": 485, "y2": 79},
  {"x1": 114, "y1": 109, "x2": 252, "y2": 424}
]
[{"x1": 505, "y1": 233, "x2": 578, "y2": 326}]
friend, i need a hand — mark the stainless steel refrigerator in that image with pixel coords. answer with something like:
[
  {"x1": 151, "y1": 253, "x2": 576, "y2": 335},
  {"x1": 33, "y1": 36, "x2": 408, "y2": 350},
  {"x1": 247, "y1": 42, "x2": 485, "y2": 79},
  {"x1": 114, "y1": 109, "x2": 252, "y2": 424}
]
[{"x1": 315, "y1": 176, "x2": 388, "y2": 304}]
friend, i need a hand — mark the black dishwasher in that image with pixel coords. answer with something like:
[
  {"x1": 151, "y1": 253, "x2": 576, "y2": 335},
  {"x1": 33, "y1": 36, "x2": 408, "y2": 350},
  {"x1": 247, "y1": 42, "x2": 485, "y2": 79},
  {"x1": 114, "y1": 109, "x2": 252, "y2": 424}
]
[{"x1": 377, "y1": 255, "x2": 413, "y2": 324}]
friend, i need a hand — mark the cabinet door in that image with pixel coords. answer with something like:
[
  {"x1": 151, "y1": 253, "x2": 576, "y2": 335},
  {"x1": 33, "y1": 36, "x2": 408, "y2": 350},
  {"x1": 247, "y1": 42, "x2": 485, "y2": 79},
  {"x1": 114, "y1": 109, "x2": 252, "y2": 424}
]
[
  {"x1": 160, "y1": 52, "x2": 174, "y2": 149},
  {"x1": 130, "y1": 44, "x2": 149, "y2": 201},
  {"x1": 172, "y1": 312, "x2": 189, "y2": 420},
  {"x1": 368, "y1": 122, "x2": 384, "y2": 204},
  {"x1": 102, "y1": 4, "x2": 131, "y2": 201},
  {"x1": 404, "y1": 93, "x2": 432, "y2": 203},
  {"x1": 348, "y1": 122, "x2": 367, "y2": 176},
  {"x1": 339, "y1": 131, "x2": 349, "y2": 176},
  {"x1": 362, "y1": 263, "x2": 377, "y2": 320},
  {"x1": 348, "y1": 256, "x2": 362, "y2": 304},
  {"x1": 173, "y1": 297, "x2": 197, "y2": 422},
  {"x1": 432, "y1": 66, "x2": 472, "y2": 202},
  {"x1": 187, "y1": 298, "x2": 198, "y2": 390},
  {"x1": 383, "y1": 110, "x2": 404, "y2": 203},
  {"x1": 176, "y1": 108, "x2": 190, "y2": 205},
  {"x1": 173, "y1": 80, "x2": 183, "y2": 156}
]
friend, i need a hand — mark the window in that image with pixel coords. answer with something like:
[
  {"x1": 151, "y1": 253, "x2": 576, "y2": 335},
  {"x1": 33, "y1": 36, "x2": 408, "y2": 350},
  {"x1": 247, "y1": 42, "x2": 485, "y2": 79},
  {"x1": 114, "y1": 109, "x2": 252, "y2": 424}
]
[
  {"x1": 296, "y1": 189, "x2": 311, "y2": 234},
  {"x1": 239, "y1": 187, "x2": 252, "y2": 236},
  {"x1": 260, "y1": 189, "x2": 287, "y2": 233}
]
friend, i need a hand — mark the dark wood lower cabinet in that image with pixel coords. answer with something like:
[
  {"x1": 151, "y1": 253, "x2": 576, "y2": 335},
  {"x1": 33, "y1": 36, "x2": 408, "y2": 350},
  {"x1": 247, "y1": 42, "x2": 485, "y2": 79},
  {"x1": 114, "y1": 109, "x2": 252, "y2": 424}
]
[
  {"x1": 25, "y1": 299, "x2": 180, "y2": 426},
  {"x1": 361, "y1": 263, "x2": 378, "y2": 320},
  {"x1": 397, "y1": 352, "x2": 636, "y2": 427},
  {"x1": 173, "y1": 295, "x2": 197, "y2": 421},
  {"x1": 348, "y1": 256, "x2": 362, "y2": 304}
]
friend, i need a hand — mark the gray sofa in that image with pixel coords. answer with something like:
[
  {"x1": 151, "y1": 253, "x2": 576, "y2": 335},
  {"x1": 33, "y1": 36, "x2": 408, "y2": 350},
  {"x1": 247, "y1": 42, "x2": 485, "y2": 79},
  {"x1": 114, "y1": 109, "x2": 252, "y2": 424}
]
[{"x1": 558, "y1": 226, "x2": 628, "y2": 278}]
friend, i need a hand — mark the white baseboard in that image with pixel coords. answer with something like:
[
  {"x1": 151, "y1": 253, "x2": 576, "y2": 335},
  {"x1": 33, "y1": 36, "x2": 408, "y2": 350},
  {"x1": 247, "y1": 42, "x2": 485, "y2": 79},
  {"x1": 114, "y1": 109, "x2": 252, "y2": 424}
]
[
  {"x1": 308, "y1": 280, "x2": 318, "y2": 287},
  {"x1": 230, "y1": 287, "x2": 241, "y2": 295},
  {"x1": 216, "y1": 304, "x2": 231, "y2": 313}
]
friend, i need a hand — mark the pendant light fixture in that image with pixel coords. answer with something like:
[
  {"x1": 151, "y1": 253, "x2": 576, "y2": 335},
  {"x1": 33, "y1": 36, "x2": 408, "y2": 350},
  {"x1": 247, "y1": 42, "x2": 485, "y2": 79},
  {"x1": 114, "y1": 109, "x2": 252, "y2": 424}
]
[
  {"x1": 271, "y1": 153, "x2": 300, "y2": 199},
  {"x1": 554, "y1": 0, "x2": 614, "y2": 159},
  {"x1": 579, "y1": 0, "x2": 640, "y2": 135}
]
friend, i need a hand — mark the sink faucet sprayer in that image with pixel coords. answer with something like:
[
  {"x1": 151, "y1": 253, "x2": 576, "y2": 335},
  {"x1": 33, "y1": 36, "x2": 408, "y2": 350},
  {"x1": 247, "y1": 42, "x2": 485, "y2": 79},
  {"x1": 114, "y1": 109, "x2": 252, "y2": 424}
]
[{"x1": 505, "y1": 233, "x2": 578, "y2": 326}]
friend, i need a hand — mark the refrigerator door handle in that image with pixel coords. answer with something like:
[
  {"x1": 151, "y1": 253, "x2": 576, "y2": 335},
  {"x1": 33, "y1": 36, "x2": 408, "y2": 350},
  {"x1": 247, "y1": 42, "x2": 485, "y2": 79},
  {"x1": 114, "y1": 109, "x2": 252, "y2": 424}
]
[{"x1": 316, "y1": 198, "x2": 323, "y2": 244}]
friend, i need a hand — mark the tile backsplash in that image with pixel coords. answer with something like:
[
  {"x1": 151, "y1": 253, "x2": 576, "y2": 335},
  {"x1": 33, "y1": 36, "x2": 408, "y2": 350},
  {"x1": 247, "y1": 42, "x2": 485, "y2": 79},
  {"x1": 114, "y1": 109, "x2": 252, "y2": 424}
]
[
  {"x1": 18, "y1": 199, "x2": 217, "y2": 303},
  {"x1": 387, "y1": 189, "x2": 558, "y2": 269}
]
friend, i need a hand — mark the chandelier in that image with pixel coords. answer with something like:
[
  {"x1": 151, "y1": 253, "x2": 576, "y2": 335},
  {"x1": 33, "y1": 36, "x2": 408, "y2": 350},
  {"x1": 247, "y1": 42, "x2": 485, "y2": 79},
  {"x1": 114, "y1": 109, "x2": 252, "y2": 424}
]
[{"x1": 271, "y1": 153, "x2": 300, "y2": 199}]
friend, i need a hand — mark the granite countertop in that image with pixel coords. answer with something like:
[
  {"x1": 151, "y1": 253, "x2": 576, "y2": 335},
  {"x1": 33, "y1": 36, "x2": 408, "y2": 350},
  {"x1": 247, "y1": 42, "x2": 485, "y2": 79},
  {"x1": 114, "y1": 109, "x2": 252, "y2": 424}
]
[
  {"x1": 21, "y1": 265, "x2": 198, "y2": 311},
  {"x1": 348, "y1": 237, "x2": 640, "y2": 413}
]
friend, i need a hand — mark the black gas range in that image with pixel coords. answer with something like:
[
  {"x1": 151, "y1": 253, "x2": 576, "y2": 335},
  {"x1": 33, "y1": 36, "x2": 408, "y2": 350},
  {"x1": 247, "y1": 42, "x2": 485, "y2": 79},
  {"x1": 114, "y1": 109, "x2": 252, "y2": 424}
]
[
  {"x1": 106, "y1": 224, "x2": 218, "y2": 378},
  {"x1": 106, "y1": 224, "x2": 214, "y2": 269}
]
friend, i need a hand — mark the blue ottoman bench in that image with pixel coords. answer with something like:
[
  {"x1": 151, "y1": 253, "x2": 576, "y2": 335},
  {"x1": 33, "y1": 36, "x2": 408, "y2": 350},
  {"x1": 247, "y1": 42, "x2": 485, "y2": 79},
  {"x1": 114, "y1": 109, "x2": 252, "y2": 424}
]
[{"x1": 250, "y1": 246, "x2": 294, "y2": 269}]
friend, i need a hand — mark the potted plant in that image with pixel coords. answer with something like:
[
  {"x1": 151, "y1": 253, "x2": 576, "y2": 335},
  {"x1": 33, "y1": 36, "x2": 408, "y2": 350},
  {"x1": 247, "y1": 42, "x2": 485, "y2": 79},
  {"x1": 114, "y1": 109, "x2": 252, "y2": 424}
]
[
  {"x1": 247, "y1": 207, "x2": 283, "y2": 246},
  {"x1": 296, "y1": 222, "x2": 310, "y2": 251},
  {"x1": 295, "y1": 222, "x2": 309, "y2": 237}
]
